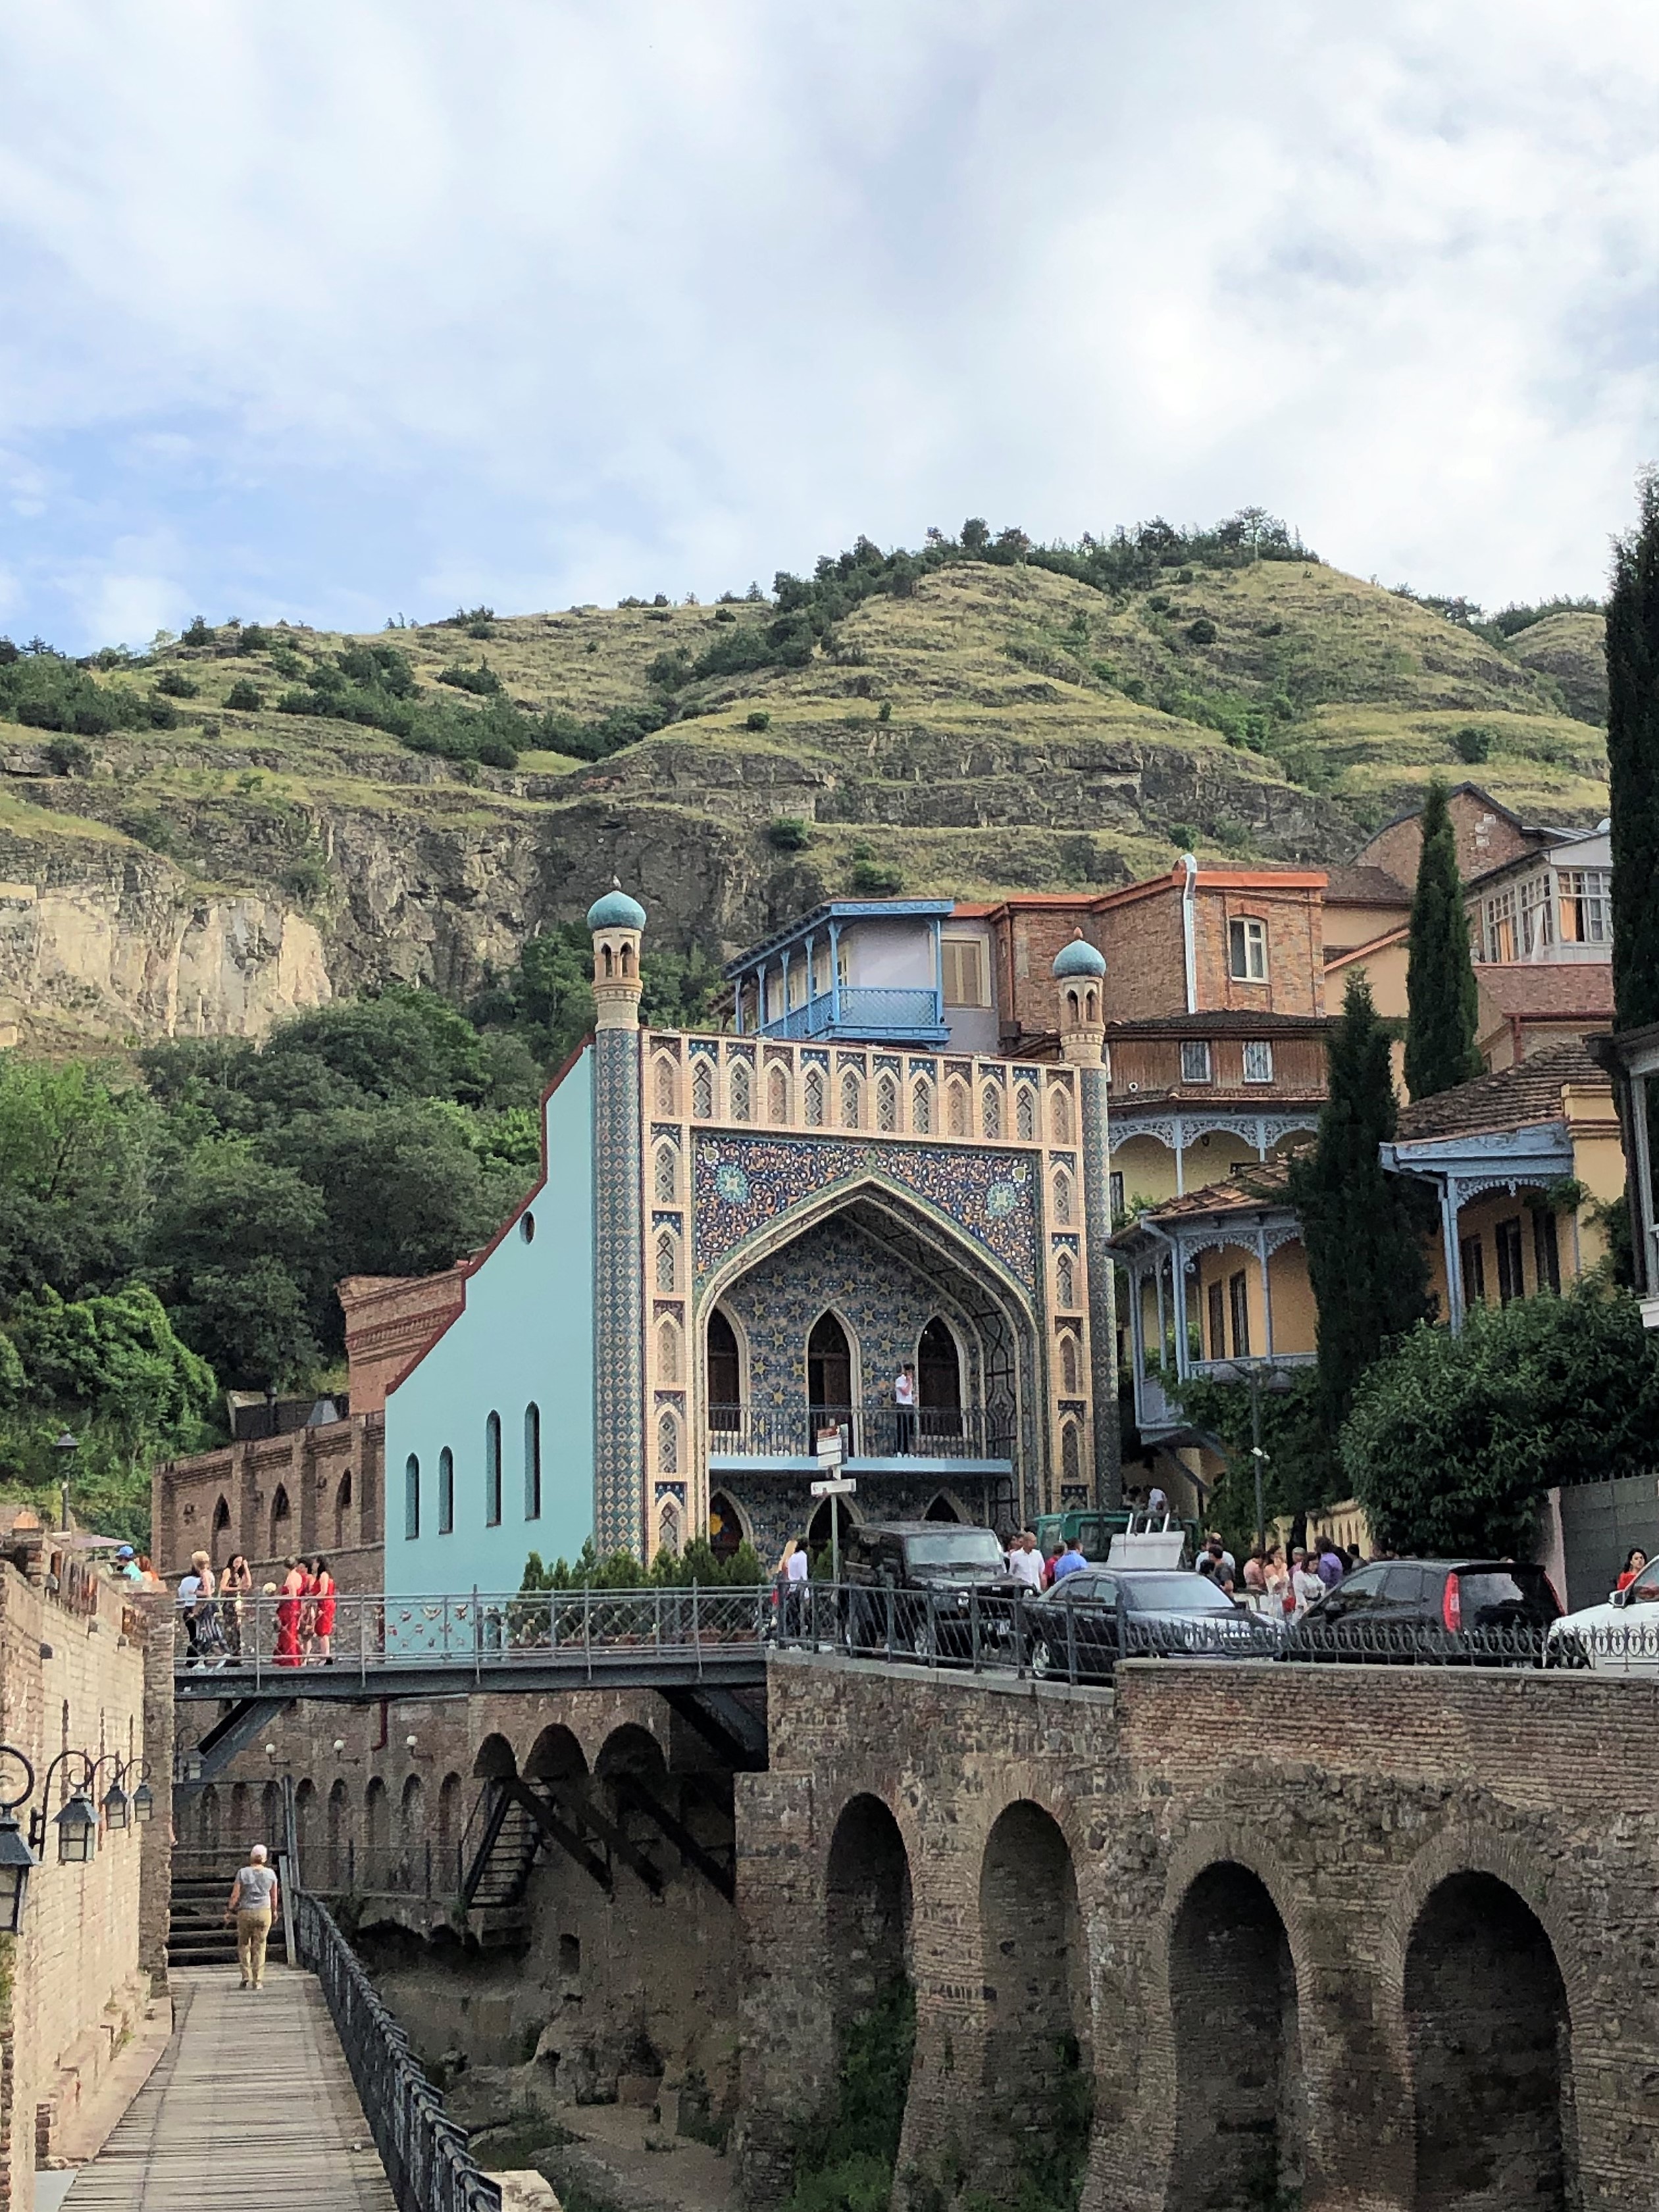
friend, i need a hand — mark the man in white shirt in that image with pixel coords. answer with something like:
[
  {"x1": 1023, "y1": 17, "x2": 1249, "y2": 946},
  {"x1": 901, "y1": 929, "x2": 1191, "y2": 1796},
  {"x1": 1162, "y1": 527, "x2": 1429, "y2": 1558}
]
[
  {"x1": 894, "y1": 1363, "x2": 917, "y2": 1454},
  {"x1": 1006, "y1": 1530, "x2": 1044, "y2": 1592}
]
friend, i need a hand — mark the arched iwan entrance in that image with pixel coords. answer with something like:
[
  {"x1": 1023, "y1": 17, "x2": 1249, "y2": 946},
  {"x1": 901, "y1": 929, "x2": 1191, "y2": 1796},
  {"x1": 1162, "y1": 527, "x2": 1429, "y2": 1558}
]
[
  {"x1": 818, "y1": 1796, "x2": 915, "y2": 2196},
  {"x1": 1406, "y1": 1873, "x2": 1575, "y2": 2210},
  {"x1": 1169, "y1": 1863, "x2": 1302, "y2": 2209},
  {"x1": 978, "y1": 1801, "x2": 1092, "y2": 2208}
]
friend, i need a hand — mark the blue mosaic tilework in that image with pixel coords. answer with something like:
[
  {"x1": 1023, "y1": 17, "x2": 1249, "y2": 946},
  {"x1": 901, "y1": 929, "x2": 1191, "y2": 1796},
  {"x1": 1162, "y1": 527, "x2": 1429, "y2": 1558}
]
[
  {"x1": 592, "y1": 1028, "x2": 646, "y2": 1556},
  {"x1": 717, "y1": 1213, "x2": 988, "y2": 1417},
  {"x1": 690, "y1": 1134, "x2": 1038, "y2": 1290},
  {"x1": 1080, "y1": 1061, "x2": 1120, "y2": 1505}
]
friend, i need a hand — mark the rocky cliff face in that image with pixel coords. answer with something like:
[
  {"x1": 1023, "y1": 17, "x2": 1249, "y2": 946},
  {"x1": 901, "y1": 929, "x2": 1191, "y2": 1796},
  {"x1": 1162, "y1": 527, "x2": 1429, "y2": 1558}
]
[{"x1": 0, "y1": 557, "x2": 1608, "y2": 1046}]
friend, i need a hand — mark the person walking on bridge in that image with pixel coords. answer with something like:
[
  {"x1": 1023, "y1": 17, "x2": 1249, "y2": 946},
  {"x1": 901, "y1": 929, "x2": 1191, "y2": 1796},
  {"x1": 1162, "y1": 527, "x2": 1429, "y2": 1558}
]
[{"x1": 226, "y1": 1843, "x2": 280, "y2": 1991}]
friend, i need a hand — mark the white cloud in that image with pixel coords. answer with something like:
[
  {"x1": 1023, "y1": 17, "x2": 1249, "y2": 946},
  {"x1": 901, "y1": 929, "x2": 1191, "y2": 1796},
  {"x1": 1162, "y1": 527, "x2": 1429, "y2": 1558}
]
[{"x1": 0, "y1": 0, "x2": 1653, "y2": 645}]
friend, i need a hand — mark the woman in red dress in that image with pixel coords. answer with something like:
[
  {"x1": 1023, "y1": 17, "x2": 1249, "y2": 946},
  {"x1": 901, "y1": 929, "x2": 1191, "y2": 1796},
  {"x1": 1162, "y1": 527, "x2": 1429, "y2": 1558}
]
[
  {"x1": 311, "y1": 1555, "x2": 338, "y2": 1666},
  {"x1": 275, "y1": 1557, "x2": 305, "y2": 1668}
]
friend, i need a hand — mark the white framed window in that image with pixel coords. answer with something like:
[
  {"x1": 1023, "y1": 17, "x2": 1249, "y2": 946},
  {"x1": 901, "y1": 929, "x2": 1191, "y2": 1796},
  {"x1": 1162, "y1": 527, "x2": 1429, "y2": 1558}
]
[
  {"x1": 1558, "y1": 868, "x2": 1612, "y2": 945},
  {"x1": 1181, "y1": 1040, "x2": 1213, "y2": 1084},
  {"x1": 1484, "y1": 888, "x2": 1517, "y2": 963},
  {"x1": 1227, "y1": 917, "x2": 1267, "y2": 982},
  {"x1": 1519, "y1": 873, "x2": 1554, "y2": 955},
  {"x1": 1242, "y1": 1040, "x2": 1273, "y2": 1084},
  {"x1": 941, "y1": 936, "x2": 990, "y2": 1008}
]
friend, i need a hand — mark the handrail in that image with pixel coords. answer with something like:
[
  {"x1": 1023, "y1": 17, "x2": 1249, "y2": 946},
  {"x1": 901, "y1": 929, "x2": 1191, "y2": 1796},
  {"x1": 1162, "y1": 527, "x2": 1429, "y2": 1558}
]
[{"x1": 293, "y1": 1888, "x2": 501, "y2": 2212}]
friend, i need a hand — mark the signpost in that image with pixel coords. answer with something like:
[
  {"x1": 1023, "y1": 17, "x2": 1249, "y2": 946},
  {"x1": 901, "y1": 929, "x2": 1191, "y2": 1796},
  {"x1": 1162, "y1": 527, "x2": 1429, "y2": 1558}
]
[{"x1": 811, "y1": 1427, "x2": 854, "y2": 1579}]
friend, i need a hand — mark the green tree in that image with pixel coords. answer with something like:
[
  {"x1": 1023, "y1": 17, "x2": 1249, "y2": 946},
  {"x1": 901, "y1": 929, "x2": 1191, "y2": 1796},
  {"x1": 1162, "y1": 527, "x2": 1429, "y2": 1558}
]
[
  {"x1": 1609, "y1": 469, "x2": 1659, "y2": 1030},
  {"x1": 0, "y1": 1057, "x2": 154, "y2": 1303},
  {"x1": 144, "y1": 1144, "x2": 330, "y2": 1386},
  {"x1": 1343, "y1": 1288, "x2": 1659, "y2": 1556},
  {"x1": 1287, "y1": 973, "x2": 1431, "y2": 1476},
  {"x1": 1404, "y1": 778, "x2": 1482, "y2": 1099}
]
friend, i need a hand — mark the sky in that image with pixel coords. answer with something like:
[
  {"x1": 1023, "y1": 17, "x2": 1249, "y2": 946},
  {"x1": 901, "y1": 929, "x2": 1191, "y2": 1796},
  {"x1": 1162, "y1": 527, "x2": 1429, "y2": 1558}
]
[{"x1": 1, "y1": 0, "x2": 1655, "y2": 653}]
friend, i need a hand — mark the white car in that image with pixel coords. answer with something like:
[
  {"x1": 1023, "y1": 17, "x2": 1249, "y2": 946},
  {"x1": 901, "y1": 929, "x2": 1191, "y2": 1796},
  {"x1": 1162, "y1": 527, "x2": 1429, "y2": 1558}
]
[{"x1": 1548, "y1": 1555, "x2": 1659, "y2": 1673}]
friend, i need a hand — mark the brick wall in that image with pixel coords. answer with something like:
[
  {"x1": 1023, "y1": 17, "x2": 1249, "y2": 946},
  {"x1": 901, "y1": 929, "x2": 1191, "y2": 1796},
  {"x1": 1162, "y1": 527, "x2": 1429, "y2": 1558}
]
[
  {"x1": 1359, "y1": 788, "x2": 1537, "y2": 889},
  {"x1": 737, "y1": 1653, "x2": 1659, "y2": 2212},
  {"x1": 340, "y1": 1270, "x2": 468, "y2": 1416},
  {"x1": 0, "y1": 1558, "x2": 166, "y2": 2211},
  {"x1": 152, "y1": 1414, "x2": 384, "y2": 1592}
]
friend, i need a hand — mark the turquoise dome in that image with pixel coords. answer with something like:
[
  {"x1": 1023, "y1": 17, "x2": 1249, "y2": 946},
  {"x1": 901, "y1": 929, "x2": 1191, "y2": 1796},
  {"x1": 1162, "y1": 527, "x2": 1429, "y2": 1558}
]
[
  {"x1": 586, "y1": 888, "x2": 646, "y2": 931},
  {"x1": 1052, "y1": 935, "x2": 1106, "y2": 980}
]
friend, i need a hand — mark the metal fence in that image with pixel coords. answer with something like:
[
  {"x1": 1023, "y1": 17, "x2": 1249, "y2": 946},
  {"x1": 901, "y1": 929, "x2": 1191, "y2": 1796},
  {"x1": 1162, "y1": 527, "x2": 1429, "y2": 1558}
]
[
  {"x1": 707, "y1": 1403, "x2": 1013, "y2": 1460},
  {"x1": 293, "y1": 1889, "x2": 501, "y2": 2212},
  {"x1": 306, "y1": 1842, "x2": 465, "y2": 1899},
  {"x1": 770, "y1": 1584, "x2": 1659, "y2": 1681},
  {"x1": 174, "y1": 1585, "x2": 770, "y2": 1683}
]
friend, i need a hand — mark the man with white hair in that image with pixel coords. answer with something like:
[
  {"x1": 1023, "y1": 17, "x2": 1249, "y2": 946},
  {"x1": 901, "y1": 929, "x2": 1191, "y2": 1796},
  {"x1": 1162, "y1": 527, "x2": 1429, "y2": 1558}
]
[{"x1": 225, "y1": 1842, "x2": 280, "y2": 1991}]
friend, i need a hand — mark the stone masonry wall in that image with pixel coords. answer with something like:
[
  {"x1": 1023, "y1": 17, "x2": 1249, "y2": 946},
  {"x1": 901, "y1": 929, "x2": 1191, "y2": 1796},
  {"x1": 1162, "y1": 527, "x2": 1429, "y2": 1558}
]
[
  {"x1": 184, "y1": 1682, "x2": 747, "y2": 2126},
  {"x1": 0, "y1": 1561, "x2": 168, "y2": 2212},
  {"x1": 737, "y1": 1651, "x2": 1659, "y2": 2212}
]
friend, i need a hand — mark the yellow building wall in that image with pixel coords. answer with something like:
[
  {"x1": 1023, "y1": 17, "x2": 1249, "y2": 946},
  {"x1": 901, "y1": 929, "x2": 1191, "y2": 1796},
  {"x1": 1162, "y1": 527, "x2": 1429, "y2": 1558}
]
[{"x1": 1116, "y1": 1128, "x2": 1298, "y2": 1213}]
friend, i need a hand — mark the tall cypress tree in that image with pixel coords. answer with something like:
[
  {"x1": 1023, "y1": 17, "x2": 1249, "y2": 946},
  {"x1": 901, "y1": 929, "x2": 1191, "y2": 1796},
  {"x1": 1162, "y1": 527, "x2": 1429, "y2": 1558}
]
[
  {"x1": 1404, "y1": 777, "x2": 1483, "y2": 1099},
  {"x1": 1609, "y1": 469, "x2": 1659, "y2": 1031},
  {"x1": 1289, "y1": 972, "x2": 1431, "y2": 1468}
]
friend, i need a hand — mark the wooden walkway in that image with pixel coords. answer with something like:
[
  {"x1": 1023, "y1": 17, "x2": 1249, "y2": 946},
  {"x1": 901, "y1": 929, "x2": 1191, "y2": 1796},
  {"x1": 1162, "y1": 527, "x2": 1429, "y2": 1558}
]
[{"x1": 67, "y1": 1965, "x2": 397, "y2": 2211}]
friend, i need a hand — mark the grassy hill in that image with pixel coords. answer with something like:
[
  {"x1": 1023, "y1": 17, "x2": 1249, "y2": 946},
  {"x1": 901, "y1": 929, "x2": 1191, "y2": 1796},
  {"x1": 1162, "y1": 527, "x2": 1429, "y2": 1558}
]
[{"x1": 0, "y1": 528, "x2": 1608, "y2": 1045}]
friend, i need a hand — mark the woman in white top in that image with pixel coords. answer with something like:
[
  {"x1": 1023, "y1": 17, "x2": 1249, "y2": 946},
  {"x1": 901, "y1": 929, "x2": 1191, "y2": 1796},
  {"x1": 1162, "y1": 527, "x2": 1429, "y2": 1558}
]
[{"x1": 1290, "y1": 1547, "x2": 1325, "y2": 1617}]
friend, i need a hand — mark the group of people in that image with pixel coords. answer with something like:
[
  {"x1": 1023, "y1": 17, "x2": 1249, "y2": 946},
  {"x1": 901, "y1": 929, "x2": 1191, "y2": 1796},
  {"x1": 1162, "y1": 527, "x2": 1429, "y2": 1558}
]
[
  {"x1": 1003, "y1": 1529, "x2": 1085, "y2": 1588},
  {"x1": 176, "y1": 1551, "x2": 338, "y2": 1666},
  {"x1": 1217, "y1": 1532, "x2": 1359, "y2": 1616}
]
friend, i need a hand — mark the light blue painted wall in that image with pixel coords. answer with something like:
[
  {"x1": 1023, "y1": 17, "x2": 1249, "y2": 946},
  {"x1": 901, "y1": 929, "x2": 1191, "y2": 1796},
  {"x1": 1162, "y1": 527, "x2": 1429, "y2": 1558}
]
[{"x1": 384, "y1": 1049, "x2": 596, "y2": 1597}]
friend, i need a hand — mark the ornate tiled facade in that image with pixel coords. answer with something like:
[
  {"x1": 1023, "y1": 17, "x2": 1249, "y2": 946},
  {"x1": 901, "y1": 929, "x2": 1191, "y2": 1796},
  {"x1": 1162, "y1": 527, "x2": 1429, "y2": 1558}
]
[{"x1": 592, "y1": 1024, "x2": 645, "y2": 1556}]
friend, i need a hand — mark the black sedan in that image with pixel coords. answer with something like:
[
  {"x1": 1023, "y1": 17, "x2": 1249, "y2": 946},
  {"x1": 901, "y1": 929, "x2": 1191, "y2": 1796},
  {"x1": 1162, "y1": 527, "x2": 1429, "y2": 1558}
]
[{"x1": 1027, "y1": 1567, "x2": 1283, "y2": 1682}]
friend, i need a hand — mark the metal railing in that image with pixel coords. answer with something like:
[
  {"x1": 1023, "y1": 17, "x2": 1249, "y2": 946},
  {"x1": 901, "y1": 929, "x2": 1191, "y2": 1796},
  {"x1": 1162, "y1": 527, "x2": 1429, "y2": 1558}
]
[
  {"x1": 707, "y1": 1403, "x2": 1014, "y2": 1461},
  {"x1": 765, "y1": 985, "x2": 944, "y2": 1040},
  {"x1": 174, "y1": 1585, "x2": 770, "y2": 1682},
  {"x1": 294, "y1": 1889, "x2": 501, "y2": 2212},
  {"x1": 305, "y1": 1842, "x2": 466, "y2": 1899},
  {"x1": 769, "y1": 1584, "x2": 1659, "y2": 1680}
]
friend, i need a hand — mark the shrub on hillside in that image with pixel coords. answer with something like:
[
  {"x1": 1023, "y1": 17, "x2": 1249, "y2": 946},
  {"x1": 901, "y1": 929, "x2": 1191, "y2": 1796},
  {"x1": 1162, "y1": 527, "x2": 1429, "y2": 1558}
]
[
  {"x1": 182, "y1": 617, "x2": 213, "y2": 645},
  {"x1": 1453, "y1": 724, "x2": 1493, "y2": 764},
  {"x1": 767, "y1": 817, "x2": 810, "y2": 851},
  {"x1": 43, "y1": 737, "x2": 92, "y2": 776},
  {"x1": 848, "y1": 857, "x2": 904, "y2": 896},
  {"x1": 745, "y1": 710, "x2": 772, "y2": 732},
  {"x1": 155, "y1": 669, "x2": 199, "y2": 697},
  {"x1": 225, "y1": 680, "x2": 264, "y2": 712},
  {"x1": 1186, "y1": 617, "x2": 1218, "y2": 645},
  {"x1": 438, "y1": 661, "x2": 503, "y2": 696}
]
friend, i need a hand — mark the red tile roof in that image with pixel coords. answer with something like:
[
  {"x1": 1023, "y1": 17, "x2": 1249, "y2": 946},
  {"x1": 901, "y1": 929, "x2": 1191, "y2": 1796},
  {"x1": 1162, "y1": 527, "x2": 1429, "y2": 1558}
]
[
  {"x1": 1474, "y1": 963, "x2": 1614, "y2": 1019},
  {"x1": 1393, "y1": 1039, "x2": 1608, "y2": 1144},
  {"x1": 1323, "y1": 865, "x2": 1412, "y2": 908}
]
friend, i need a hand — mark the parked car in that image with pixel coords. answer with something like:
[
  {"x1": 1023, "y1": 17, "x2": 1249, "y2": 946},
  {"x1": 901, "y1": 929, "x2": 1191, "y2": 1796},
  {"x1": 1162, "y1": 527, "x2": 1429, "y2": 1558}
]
[
  {"x1": 1548, "y1": 1554, "x2": 1659, "y2": 1674},
  {"x1": 1287, "y1": 1558, "x2": 1562, "y2": 1661},
  {"x1": 1026, "y1": 1567, "x2": 1282, "y2": 1682},
  {"x1": 840, "y1": 1521, "x2": 1026, "y2": 1659}
]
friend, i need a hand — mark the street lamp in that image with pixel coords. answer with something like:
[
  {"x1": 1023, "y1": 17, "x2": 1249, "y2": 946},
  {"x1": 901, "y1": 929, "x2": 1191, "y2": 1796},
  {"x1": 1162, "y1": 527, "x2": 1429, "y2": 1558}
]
[
  {"x1": 30, "y1": 1752, "x2": 99, "y2": 1864},
  {"x1": 52, "y1": 1430, "x2": 79, "y2": 1533},
  {"x1": 128, "y1": 1762, "x2": 155, "y2": 1825},
  {"x1": 1208, "y1": 1359, "x2": 1296, "y2": 1560},
  {"x1": 0, "y1": 1749, "x2": 39, "y2": 1936}
]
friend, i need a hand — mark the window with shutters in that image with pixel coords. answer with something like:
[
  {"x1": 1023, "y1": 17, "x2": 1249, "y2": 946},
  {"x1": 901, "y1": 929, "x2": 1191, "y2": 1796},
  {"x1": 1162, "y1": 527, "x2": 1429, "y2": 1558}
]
[
  {"x1": 1227, "y1": 1270, "x2": 1251, "y2": 1357},
  {"x1": 1108, "y1": 1170, "x2": 1124, "y2": 1219},
  {"x1": 1533, "y1": 1208, "x2": 1561, "y2": 1294},
  {"x1": 1460, "y1": 1235, "x2": 1487, "y2": 1308},
  {"x1": 941, "y1": 936, "x2": 990, "y2": 1007}
]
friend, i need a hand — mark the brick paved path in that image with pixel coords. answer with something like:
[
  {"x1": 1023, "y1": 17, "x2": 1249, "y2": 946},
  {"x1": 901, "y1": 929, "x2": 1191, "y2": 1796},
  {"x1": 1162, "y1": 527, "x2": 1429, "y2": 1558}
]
[{"x1": 66, "y1": 1967, "x2": 396, "y2": 2210}]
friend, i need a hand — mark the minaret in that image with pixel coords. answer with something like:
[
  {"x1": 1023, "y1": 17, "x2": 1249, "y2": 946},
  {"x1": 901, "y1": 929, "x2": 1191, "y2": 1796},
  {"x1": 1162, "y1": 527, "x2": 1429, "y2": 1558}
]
[
  {"x1": 588, "y1": 882, "x2": 648, "y2": 1556},
  {"x1": 1053, "y1": 932, "x2": 1121, "y2": 1505}
]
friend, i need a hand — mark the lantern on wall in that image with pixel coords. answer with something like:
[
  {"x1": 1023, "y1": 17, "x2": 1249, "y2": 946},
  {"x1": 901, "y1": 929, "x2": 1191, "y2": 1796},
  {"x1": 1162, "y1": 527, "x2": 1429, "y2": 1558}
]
[{"x1": 0, "y1": 1750, "x2": 39, "y2": 1936}]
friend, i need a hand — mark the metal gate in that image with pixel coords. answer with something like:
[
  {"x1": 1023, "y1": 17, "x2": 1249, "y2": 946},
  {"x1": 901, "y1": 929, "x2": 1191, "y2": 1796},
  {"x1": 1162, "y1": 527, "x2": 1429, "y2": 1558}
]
[{"x1": 1557, "y1": 1472, "x2": 1659, "y2": 1610}]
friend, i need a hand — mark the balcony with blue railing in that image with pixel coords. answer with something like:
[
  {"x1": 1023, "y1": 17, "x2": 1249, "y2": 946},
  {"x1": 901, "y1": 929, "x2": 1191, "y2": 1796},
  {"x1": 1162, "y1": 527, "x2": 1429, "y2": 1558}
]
[{"x1": 773, "y1": 984, "x2": 947, "y2": 1042}]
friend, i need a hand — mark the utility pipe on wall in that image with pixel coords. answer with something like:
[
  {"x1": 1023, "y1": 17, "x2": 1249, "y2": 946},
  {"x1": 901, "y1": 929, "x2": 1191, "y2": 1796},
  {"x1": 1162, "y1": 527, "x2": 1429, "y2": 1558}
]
[{"x1": 1180, "y1": 853, "x2": 1198, "y2": 1016}]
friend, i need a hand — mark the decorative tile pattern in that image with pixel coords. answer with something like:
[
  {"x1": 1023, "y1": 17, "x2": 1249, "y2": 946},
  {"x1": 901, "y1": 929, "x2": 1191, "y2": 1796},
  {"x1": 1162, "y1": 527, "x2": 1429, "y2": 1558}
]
[
  {"x1": 592, "y1": 1026, "x2": 644, "y2": 1556},
  {"x1": 1080, "y1": 1061, "x2": 1121, "y2": 1505},
  {"x1": 691, "y1": 1134, "x2": 1039, "y2": 1289}
]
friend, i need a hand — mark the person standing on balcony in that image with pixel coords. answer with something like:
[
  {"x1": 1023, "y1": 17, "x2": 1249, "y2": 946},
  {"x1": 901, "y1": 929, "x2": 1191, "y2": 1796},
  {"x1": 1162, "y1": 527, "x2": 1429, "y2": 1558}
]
[
  {"x1": 218, "y1": 1553, "x2": 252, "y2": 1658},
  {"x1": 310, "y1": 1556, "x2": 338, "y2": 1664},
  {"x1": 894, "y1": 1363, "x2": 917, "y2": 1453}
]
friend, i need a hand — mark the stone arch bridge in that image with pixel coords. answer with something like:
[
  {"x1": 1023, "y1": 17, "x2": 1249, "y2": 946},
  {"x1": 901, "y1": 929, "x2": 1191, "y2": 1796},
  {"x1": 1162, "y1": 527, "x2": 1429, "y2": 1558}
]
[{"x1": 738, "y1": 1652, "x2": 1659, "y2": 2212}]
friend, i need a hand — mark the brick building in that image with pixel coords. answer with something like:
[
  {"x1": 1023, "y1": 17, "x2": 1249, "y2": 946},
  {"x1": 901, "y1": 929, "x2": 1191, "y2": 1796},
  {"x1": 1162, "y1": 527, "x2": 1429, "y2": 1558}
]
[{"x1": 0, "y1": 1524, "x2": 172, "y2": 2211}]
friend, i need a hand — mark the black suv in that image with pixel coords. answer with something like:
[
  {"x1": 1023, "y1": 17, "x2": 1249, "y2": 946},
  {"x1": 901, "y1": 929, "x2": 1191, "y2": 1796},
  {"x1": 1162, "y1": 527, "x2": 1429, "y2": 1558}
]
[
  {"x1": 1029, "y1": 1567, "x2": 1283, "y2": 1682},
  {"x1": 842, "y1": 1521, "x2": 1025, "y2": 1660},
  {"x1": 1289, "y1": 1558, "x2": 1562, "y2": 1659}
]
